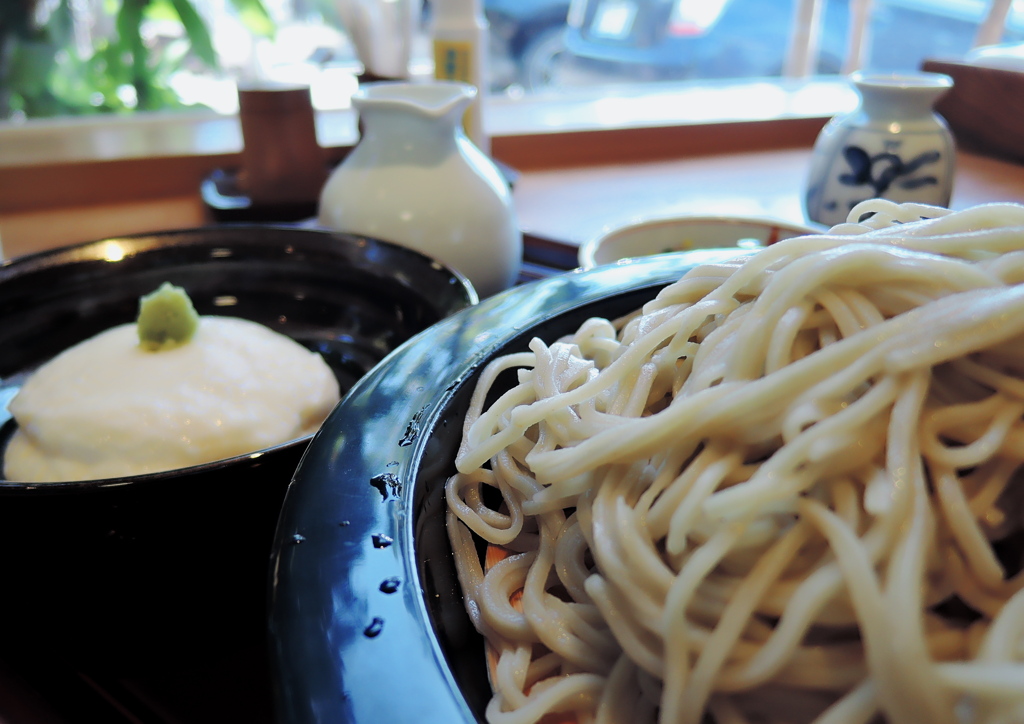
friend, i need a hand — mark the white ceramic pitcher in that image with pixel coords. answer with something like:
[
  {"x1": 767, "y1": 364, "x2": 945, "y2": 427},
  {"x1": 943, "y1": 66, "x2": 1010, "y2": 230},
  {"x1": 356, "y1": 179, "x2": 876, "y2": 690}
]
[{"x1": 318, "y1": 81, "x2": 522, "y2": 297}]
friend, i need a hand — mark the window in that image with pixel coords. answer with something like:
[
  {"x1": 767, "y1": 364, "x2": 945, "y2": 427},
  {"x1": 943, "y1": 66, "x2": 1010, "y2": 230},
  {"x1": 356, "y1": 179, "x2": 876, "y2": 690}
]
[
  {"x1": 526, "y1": 0, "x2": 1024, "y2": 90},
  {"x1": 2, "y1": 0, "x2": 1022, "y2": 122}
]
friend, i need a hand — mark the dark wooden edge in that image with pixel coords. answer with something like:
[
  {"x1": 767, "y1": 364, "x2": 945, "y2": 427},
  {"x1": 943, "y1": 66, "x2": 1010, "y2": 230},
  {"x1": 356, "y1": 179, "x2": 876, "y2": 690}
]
[
  {"x1": 923, "y1": 59, "x2": 1024, "y2": 166},
  {"x1": 0, "y1": 118, "x2": 827, "y2": 215}
]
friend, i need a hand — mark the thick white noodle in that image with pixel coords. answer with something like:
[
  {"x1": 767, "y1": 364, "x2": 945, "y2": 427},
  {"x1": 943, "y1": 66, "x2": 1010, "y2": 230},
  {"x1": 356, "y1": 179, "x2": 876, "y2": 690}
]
[{"x1": 445, "y1": 202, "x2": 1024, "y2": 723}]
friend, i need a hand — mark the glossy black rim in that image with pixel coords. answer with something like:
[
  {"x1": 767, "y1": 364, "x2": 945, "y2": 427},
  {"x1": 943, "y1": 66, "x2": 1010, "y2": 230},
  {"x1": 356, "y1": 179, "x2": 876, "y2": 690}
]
[
  {"x1": 268, "y1": 250, "x2": 740, "y2": 724},
  {"x1": 0, "y1": 224, "x2": 477, "y2": 493}
]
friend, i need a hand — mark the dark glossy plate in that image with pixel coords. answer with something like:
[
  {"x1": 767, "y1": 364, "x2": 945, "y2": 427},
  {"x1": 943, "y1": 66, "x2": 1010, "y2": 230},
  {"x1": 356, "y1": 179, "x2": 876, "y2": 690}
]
[
  {"x1": 268, "y1": 250, "x2": 739, "y2": 724},
  {"x1": 0, "y1": 225, "x2": 476, "y2": 673}
]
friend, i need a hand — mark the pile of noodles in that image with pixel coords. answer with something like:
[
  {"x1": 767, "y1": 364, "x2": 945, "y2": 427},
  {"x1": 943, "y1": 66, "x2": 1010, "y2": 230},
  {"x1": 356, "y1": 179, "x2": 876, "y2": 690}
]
[{"x1": 444, "y1": 200, "x2": 1024, "y2": 724}]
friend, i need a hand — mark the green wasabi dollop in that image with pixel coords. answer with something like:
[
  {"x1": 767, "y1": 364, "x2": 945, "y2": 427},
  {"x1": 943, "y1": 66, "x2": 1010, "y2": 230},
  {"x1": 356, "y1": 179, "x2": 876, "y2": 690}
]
[{"x1": 137, "y1": 282, "x2": 200, "y2": 351}]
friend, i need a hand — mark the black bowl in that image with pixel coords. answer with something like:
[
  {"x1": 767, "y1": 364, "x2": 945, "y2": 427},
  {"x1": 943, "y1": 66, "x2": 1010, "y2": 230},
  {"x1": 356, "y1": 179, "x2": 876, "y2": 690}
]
[
  {"x1": 268, "y1": 251, "x2": 739, "y2": 724},
  {"x1": 0, "y1": 225, "x2": 476, "y2": 673}
]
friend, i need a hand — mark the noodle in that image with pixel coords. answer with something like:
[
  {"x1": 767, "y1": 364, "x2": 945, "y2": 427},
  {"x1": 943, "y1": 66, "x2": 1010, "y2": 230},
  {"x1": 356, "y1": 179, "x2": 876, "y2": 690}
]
[{"x1": 445, "y1": 201, "x2": 1024, "y2": 723}]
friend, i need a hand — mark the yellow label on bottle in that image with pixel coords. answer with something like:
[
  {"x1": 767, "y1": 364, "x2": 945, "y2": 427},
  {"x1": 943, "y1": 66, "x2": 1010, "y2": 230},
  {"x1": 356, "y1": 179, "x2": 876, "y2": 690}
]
[
  {"x1": 432, "y1": 39, "x2": 481, "y2": 147},
  {"x1": 433, "y1": 40, "x2": 474, "y2": 83}
]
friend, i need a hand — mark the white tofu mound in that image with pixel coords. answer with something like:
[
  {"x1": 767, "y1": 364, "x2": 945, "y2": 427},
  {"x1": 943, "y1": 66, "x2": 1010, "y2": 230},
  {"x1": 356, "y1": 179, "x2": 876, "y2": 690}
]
[{"x1": 4, "y1": 317, "x2": 341, "y2": 482}]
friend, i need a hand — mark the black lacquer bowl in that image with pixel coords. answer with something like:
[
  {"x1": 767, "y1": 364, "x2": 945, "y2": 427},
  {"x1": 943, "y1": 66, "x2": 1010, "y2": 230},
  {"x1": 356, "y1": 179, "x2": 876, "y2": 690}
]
[
  {"x1": 0, "y1": 225, "x2": 476, "y2": 673},
  {"x1": 269, "y1": 250, "x2": 739, "y2": 724}
]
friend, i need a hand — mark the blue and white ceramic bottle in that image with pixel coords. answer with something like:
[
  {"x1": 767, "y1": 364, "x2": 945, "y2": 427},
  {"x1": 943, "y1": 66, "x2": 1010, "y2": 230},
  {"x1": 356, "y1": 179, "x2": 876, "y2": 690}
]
[{"x1": 804, "y1": 71, "x2": 955, "y2": 227}]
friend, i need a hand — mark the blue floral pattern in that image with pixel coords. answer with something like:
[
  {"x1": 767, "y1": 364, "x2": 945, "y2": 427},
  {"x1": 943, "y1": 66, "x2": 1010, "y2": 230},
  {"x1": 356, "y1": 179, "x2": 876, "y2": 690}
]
[
  {"x1": 802, "y1": 72, "x2": 955, "y2": 227},
  {"x1": 839, "y1": 145, "x2": 942, "y2": 197}
]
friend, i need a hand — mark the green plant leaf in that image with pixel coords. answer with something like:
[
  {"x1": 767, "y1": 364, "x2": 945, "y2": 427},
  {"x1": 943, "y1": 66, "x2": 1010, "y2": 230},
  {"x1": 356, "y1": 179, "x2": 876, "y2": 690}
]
[
  {"x1": 6, "y1": 37, "x2": 58, "y2": 95},
  {"x1": 36, "y1": 0, "x2": 76, "y2": 47},
  {"x1": 114, "y1": 0, "x2": 147, "y2": 81},
  {"x1": 2, "y1": 0, "x2": 263, "y2": 119},
  {"x1": 168, "y1": 0, "x2": 218, "y2": 69},
  {"x1": 115, "y1": 0, "x2": 145, "y2": 54},
  {"x1": 228, "y1": 0, "x2": 275, "y2": 39}
]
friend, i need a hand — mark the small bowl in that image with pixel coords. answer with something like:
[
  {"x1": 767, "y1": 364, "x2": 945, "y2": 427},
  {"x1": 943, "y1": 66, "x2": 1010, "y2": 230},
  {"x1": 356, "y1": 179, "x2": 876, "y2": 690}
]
[
  {"x1": 268, "y1": 250, "x2": 741, "y2": 723},
  {"x1": 0, "y1": 225, "x2": 476, "y2": 673},
  {"x1": 578, "y1": 215, "x2": 819, "y2": 269}
]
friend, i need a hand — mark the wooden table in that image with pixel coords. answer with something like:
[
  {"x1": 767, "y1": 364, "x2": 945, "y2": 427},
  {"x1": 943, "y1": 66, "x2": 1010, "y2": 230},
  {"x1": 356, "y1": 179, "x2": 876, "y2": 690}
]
[{"x1": 514, "y1": 148, "x2": 1024, "y2": 255}]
